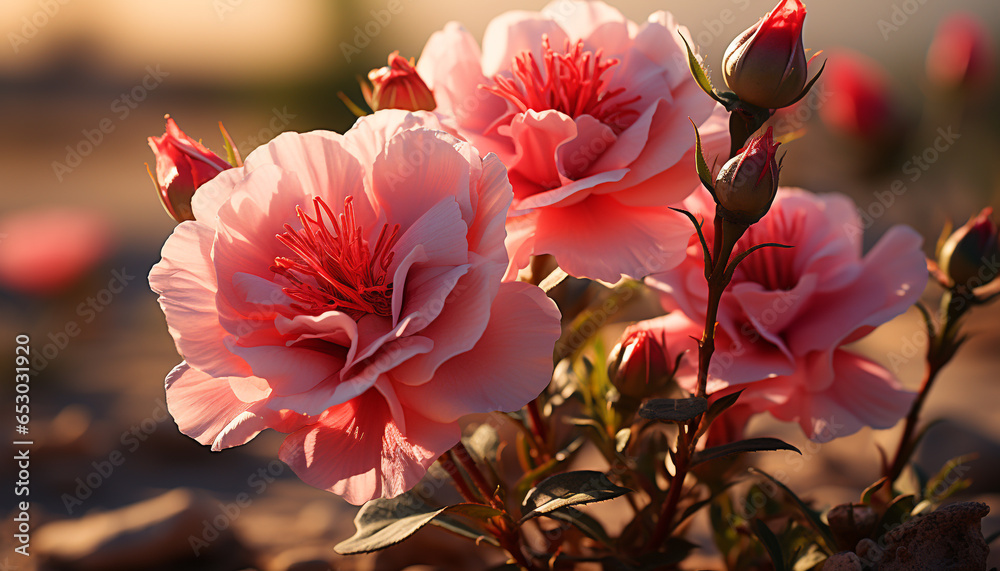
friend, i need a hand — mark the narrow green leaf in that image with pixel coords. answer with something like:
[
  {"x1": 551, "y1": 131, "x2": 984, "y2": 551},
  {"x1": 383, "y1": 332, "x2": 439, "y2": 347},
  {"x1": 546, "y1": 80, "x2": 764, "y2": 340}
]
[
  {"x1": 670, "y1": 207, "x2": 713, "y2": 274},
  {"x1": 749, "y1": 468, "x2": 836, "y2": 552},
  {"x1": 750, "y1": 519, "x2": 786, "y2": 571},
  {"x1": 429, "y1": 513, "x2": 501, "y2": 547},
  {"x1": 725, "y1": 243, "x2": 793, "y2": 282},
  {"x1": 337, "y1": 91, "x2": 370, "y2": 117},
  {"x1": 637, "y1": 397, "x2": 707, "y2": 423},
  {"x1": 695, "y1": 389, "x2": 745, "y2": 440},
  {"x1": 520, "y1": 470, "x2": 631, "y2": 524},
  {"x1": 860, "y1": 477, "x2": 888, "y2": 505},
  {"x1": 792, "y1": 544, "x2": 827, "y2": 571},
  {"x1": 875, "y1": 494, "x2": 915, "y2": 538},
  {"x1": 690, "y1": 119, "x2": 717, "y2": 193},
  {"x1": 924, "y1": 453, "x2": 977, "y2": 503},
  {"x1": 546, "y1": 506, "x2": 613, "y2": 546},
  {"x1": 217, "y1": 122, "x2": 243, "y2": 167},
  {"x1": 335, "y1": 494, "x2": 502, "y2": 554},
  {"x1": 678, "y1": 33, "x2": 724, "y2": 104},
  {"x1": 786, "y1": 59, "x2": 827, "y2": 107},
  {"x1": 692, "y1": 438, "x2": 800, "y2": 466},
  {"x1": 513, "y1": 436, "x2": 585, "y2": 503}
]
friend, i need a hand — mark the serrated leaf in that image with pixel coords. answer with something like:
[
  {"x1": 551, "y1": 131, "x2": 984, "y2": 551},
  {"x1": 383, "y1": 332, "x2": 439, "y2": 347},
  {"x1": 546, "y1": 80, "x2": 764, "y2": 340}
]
[
  {"x1": 546, "y1": 506, "x2": 613, "y2": 546},
  {"x1": 520, "y1": 470, "x2": 631, "y2": 523},
  {"x1": 637, "y1": 397, "x2": 707, "y2": 423},
  {"x1": 749, "y1": 468, "x2": 836, "y2": 553},
  {"x1": 692, "y1": 438, "x2": 800, "y2": 466},
  {"x1": 335, "y1": 494, "x2": 502, "y2": 554},
  {"x1": 750, "y1": 519, "x2": 786, "y2": 571}
]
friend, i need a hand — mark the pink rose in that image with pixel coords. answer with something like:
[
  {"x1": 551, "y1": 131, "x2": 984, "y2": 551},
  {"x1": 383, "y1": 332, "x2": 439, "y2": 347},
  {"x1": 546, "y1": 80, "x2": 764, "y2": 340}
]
[
  {"x1": 149, "y1": 110, "x2": 561, "y2": 504},
  {"x1": 645, "y1": 188, "x2": 927, "y2": 441},
  {"x1": 416, "y1": 0, "x2": 729, "y2": 282}
]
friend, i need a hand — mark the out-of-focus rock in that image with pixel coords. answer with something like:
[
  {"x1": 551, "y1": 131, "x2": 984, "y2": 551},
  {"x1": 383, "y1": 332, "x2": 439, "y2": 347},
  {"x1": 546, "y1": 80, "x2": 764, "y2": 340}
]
[
  {"x1": 854, "y1": 501, "x2": 990, "y2": 570},
  {"x1": 824, "y1": 551, "x2": 862, "y2": 571},
  {"x1": 34, "y1": 488, "x2": 248, "y2": 570}
]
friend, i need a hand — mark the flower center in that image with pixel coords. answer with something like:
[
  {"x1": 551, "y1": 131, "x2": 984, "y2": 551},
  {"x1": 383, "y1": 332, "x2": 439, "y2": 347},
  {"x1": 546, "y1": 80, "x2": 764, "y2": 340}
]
[
  {"x1": 731, "y1": 209, "x2": 803, "y2": 291},
  {"x1": 272, "y1": 196, "x2": 400, "y2": 320},
  {"x1": 484, "y1": 35, "x2": 641, "y2": 133}
]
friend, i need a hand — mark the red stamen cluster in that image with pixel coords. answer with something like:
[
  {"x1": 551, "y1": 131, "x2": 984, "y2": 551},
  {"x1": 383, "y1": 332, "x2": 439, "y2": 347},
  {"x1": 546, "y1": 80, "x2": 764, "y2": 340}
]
[
  {"x1": 484, "y1": 35, "x2": 640, "y2": 132},
  {"x1": 272, "y1": 196, "x2": 400, "y2": 319}
]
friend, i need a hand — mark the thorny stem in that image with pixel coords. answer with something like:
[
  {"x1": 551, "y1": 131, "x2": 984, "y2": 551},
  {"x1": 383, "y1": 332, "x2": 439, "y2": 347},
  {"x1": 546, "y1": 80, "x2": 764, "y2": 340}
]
[
  {"x1": 439, "y1": 452, "x2": 480, "y2": 504},
  {"x1": 648, "y1": 216, "x2": 747, "y2": 549},
  {"x1": 885, "y1": 288, "x2": 967, "y2": 484},
  {"x1": 452, "y1": 441, "x2": 501, "y2": 510}
]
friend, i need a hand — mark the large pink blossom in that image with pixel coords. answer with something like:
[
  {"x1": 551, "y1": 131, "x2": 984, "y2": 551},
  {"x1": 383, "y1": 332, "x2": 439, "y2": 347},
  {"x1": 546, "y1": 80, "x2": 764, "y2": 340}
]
[
  {"x1": 645, "y1": 188, "x2": 927, "y2": 441},
  {"x1": 149, "y1": 110, "x2": 561, "y2": 504},
  {"x1": 416, "y1": 0, "x2": 729, "y2": 282}
]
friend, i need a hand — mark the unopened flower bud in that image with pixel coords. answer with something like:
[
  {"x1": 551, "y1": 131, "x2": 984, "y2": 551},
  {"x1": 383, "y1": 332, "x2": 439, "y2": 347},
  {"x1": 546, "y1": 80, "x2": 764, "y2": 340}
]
[
  {"x1": 610, "y1": 327, "x2": 672, "y2": 403},
  {"x1": 713, "y1": 127, "x2": 781, "y2": 225},
  {"x1": 938, "y1": 207, "x2": 999, "y2": 289},
  {"x1": 927, "y1": 13, "x2": 995, "y2": 94},
  {"x1": 364, "y1": 52, "x2": 437, "y2": 112},
  {"x1": 147, "y1": 116, "x2": 231, "y2": 222},
  {"x1": 723, "y1": 0, "x2": 809, "y2": 109}
]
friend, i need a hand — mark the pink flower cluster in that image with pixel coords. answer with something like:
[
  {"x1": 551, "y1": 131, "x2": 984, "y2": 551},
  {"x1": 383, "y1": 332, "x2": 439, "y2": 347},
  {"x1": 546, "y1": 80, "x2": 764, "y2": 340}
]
[{"x1": 644, "y1": 189, "x2": 927, "y2": 442}]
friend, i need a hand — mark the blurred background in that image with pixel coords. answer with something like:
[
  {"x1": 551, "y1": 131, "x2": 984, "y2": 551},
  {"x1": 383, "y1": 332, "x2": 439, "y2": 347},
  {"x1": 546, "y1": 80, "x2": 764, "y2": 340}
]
[{"x1": 2, "y1": 0, "x2": 1000, "y2": 569}]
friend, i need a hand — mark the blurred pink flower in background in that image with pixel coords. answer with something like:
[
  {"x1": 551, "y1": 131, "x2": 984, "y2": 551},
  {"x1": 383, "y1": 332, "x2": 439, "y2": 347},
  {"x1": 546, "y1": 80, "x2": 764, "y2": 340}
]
[
  {"x1": 645, "y1": 188, "x2": 927, "y2": 441},
  {"x1": 416, "y1": 0, "x2": 728, "y2": 282},
  {"x1": 148, "y1": 115, "x2": 232, "y2": 222},
  {"x1": 819, "y1": 51, "x2": 895, "y2": 141},
  {"x1": 149, "y1": 110, "x2": 561, "y2": 504},
  {"x1": 0, "y1": 209, "x2": 112, "y2": 295},
  {"x1": 926, "y1": 12, "x2": 995, "y2": 94}
]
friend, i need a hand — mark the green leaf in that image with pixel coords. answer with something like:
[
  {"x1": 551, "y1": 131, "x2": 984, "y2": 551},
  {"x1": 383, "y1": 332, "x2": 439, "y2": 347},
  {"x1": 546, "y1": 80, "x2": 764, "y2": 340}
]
[
  {"x1": 792, "y1": 544, "x2": 827, "y2": 571},
  {"x1": 520, "y1": 470, "x2": 631, "y2": 524},
  {"x1": 750, "y1": 519, "x2": 786, "y2": 571},
  {"x1": 670, "y1": 207, "x2": 713, "y2": 276},
  {"x1": 546, "y1": 506, "x2": 613, "y2": 546},
  {"x1": 337, "y1": 91, "x2": 370, "y2": 117},
  {"x1": 513, "y1": 436, "x2": 585, "y2": 503},
  {"x1": 637, "y1": 397, "x2": 707, "y2": 423},
  {"x1": 692, "y1": 438, "x2": 800, "y2": 466},
  {"x1": 875, "y1": 494, "x2": 915, "y2": 538},
  {"x1": 696, "y1": 389, "x2": 745, "y2": 440},
  {"x1": 217, "y1": 122, "x2": 243, "y2": 167},
  {"x1": 860, "y1": 477, "x2": 888, "y2": 505},
  {"x1": 786, "y1": 59, "x2": 827, "y2": 107},
  {"x1": 678, "y1": 32, "x2": 724, "y2": 104},
  {"x1": 690, "y1": 119, "x2": 717, "y2": 193},
  {"x1": 924, "y1": 453, "x2": 977, "y2": 504},
  {"x1": 749, "y1": 468, "x2": 836, "y2": 553},
  {"x1": 335, "y1": 494, "x2": 502, "y2": 554}
]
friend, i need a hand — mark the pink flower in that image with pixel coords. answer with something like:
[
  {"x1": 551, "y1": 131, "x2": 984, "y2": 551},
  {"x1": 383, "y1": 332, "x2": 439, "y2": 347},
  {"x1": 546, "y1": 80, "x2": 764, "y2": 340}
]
[
  {"x1": 148, "y1": 115, "x2": 232, "y2": 222},
  {"x1": 0, "y1": 208, "x2": 112, "y2": 295},
  {"x1": 645, "y1": 188, "x2": 927, "y2": 441},
  {"x1": 416, "y1": 0, "x2": 729, "y2": 282},
  {"x1": 149, "y1": 110, "x2": 561, "y2": 504}
]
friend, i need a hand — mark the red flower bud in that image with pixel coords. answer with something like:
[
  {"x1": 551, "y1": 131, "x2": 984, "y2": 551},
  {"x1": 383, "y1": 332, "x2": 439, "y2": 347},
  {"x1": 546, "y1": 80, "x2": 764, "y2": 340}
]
[
  {"x1": 713, "y1": 127, "x2": 781, "y2": 225},
  {"x1": 938, "y1": 208, "x2": 999, "y2": 289},
  {"x1": 723, "y1": 0, "x2": 809, "y2": 109},
  {"x1": 927, "y1": 13, "x2": 995, "y2": 94},
  {"x1": 819, "y1": 51, "x2": 894, "y2": 141},
  {"x1": 363, "y1": 52, "x2": 437, "y2": 112},
  {"x1": 147, "y1": 116, "x2": 231, "y2": 222},
  {"x1": 611, "y1": 323, "x2": 673, "y2": 406}
]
